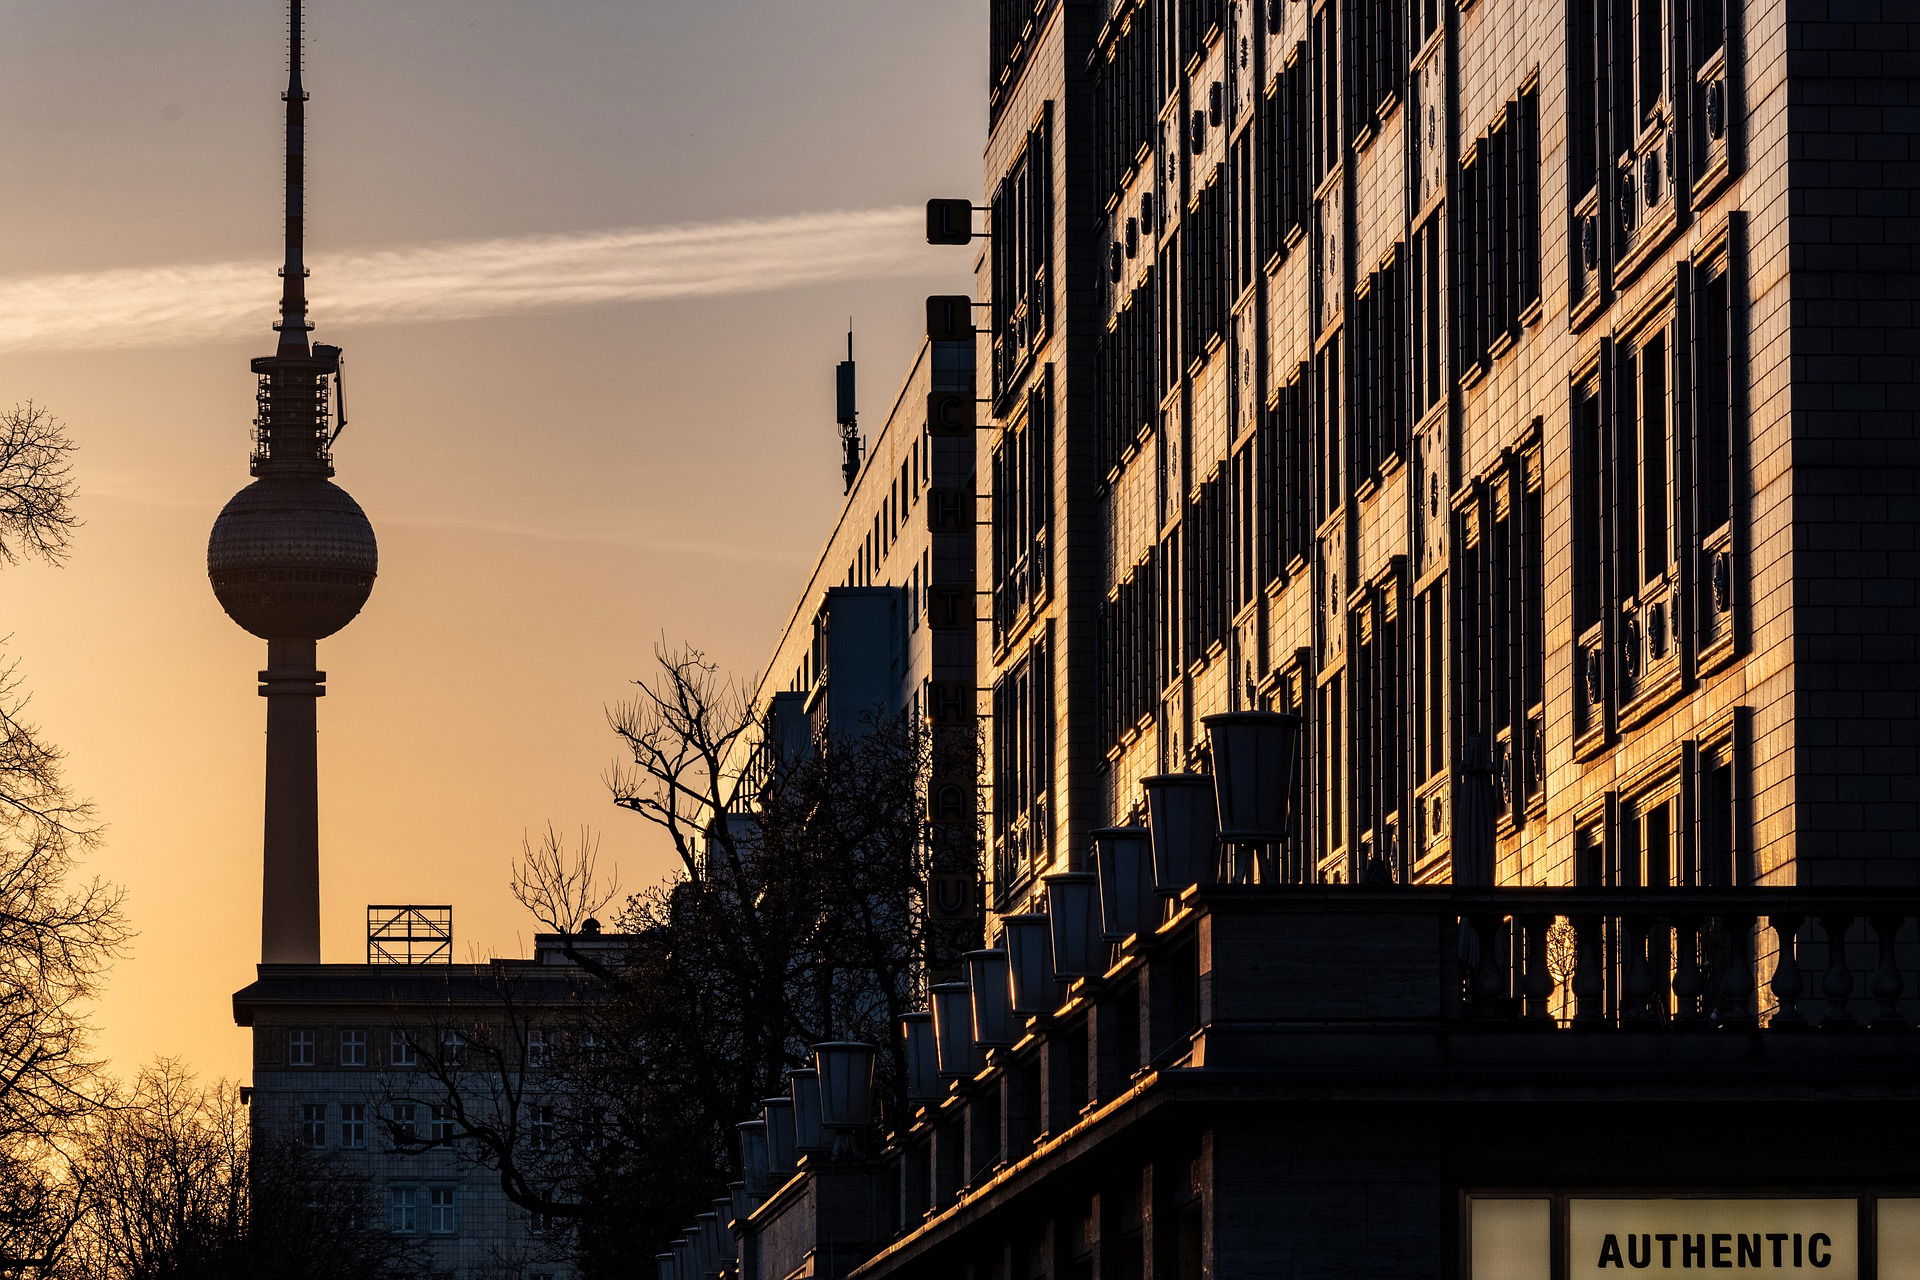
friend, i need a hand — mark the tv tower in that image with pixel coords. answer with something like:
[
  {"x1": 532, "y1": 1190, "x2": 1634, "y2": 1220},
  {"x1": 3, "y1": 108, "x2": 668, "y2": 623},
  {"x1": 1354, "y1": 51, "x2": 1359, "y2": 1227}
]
[{"x1": 207, "y1": 0, "x2": 377, "y2": 965}]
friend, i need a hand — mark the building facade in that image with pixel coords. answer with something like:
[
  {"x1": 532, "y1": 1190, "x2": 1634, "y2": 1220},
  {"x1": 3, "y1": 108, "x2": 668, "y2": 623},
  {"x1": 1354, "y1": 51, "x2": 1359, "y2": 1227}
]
[
  {"x1": 981, "y1": 0, "x2": 1920, "y2": 910},
  {"x1": 234, "y1": 923, "x2": 619, "y2": 1280},
  {"x1": 663, "y1": 1, "x2": 1920, "y2": 1277},
  {"x1": 737, "y1": 325, "x2": 983, "y2": 972}
]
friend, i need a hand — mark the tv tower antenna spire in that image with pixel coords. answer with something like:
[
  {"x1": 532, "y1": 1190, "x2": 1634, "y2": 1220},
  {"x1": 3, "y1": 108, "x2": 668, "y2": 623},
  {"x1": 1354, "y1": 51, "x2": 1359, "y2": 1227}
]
[
  {"x1": 208, "y1": 0, "x2": 378, "y2": 966},
  {"x1": 277, "y1": 0, "x2": 312, "y2": 356}
]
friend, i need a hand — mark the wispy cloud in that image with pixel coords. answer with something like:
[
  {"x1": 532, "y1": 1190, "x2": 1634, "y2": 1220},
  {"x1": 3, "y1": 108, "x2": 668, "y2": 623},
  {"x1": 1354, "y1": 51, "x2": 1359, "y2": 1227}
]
[{"x1": 0, "y1": 206, "x2": 936, "y2": 354}]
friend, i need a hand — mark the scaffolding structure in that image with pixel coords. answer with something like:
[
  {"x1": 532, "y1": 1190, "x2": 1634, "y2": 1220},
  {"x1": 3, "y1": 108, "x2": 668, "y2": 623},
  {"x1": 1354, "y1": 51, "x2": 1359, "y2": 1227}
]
[{"x1": 365, "y1": 905, "x2": 453, "y2": 964}]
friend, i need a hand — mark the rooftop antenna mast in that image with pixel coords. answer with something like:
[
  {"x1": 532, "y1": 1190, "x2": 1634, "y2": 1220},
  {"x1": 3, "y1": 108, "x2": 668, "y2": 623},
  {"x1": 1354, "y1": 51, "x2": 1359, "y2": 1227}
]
[{"x1": 836, "y1": 324, "x2": 861, "y2": 493}]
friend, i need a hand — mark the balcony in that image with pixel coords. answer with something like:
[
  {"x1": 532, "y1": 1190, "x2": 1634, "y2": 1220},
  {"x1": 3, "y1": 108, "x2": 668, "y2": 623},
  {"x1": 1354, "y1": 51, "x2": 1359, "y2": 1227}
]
[{"x1": 689, "y1": 882, "x2": 1920, "y2": 1280}]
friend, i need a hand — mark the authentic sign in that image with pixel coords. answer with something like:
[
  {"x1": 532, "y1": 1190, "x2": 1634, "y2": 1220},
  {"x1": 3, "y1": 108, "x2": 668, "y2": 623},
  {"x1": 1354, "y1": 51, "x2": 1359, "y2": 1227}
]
[{"x1": 1568, "y1": 1200, "x2": 1858, "y2": 1280}]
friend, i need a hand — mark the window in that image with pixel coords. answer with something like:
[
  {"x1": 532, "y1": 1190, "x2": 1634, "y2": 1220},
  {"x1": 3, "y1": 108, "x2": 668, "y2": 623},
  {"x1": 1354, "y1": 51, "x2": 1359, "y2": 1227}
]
[
  {"x1": 1409, "y1": 213, "x2": 1445, "y2": 422},
  {"x1": 1183, "y1": 471, "x2": 1230, "y2": 662},
  {"x1": 440, "y1": 1031, "x2": 465, "y2": 1069},
  {"x1": 991, "y1": 632, "x2": 1052, "y2": 897},
  {"x1": 1693, "y1": 250, "x2": 1739, "y2": 657},
  {"x1": 1098, "y1": 559, "x2": 1157, "y2": 753},
  {"x1": 1231, "y1": 130, "x2": 1258, "y2": 298},
  {"x1": 1310, "y1": 1, "x2": 1341, "y2": 182},
  {"x1": 1097, "y1": 284, "x2": 1156, "y2": 476},
  {"x1": 1628, "y1": 0, "x2": 1671, "y2": 134},
  {"x1": 989, "y1": 0, "x2": 1047, "y2": 87},
  {"x1": 388, "y1": 1186, "x2": 417, "y2": 1234},
  {"x1": 287, "y1": 1029, "x2": 315, "y2": 1067},
  {"x1": 1577, "y1": 255, "x2": 1742, "y2": 717},
  {"x1": 1698, "y1": 721, "x2": 1747, "y2": 886},
  {"x1": 1687, "y1": 0, "x2": 1734, "y2": 188},
  {"x1": 1259, "y1": 47, "x2": 1310, "y2": 264},
  {"x1": 530, "y1": 1104, "x2": 556, "y2": 1151},
  {"x1": 1180, "y1": 176, "x2": 1229, "y2": 367},
  {"x1": 1095, "y1": 8, "x2": 1154, "y2": 199},
  {"x1": 1572, "y1": 376, "x2": 1608, "y2": 637},
  {"x1": 1412, "y1": 580, "x2": 1448, "y2": 869},
  {"x1": 1314, "y1": 335, "x2": 1343, "y2": 520},
  {"x1": 1611, "y1": 314, "x2": 1680, "y2": 707},
  {"x1": 1353, "y1": 576, "x2": 1407, "y2": 879},
  {"x1": 342, "y1": 1103, "x2": 366, "y2": 1150},
  {"x1": 1345, "y1": 0, "x2": 1404, "y2": 134},
  {"x1": 1411, "y1": 0, "x2": 1441, "y2": 50},
  {"x1": 301, "y1": 1103, "x2": 326, "y2": 1148},
  {"x1": 1569, "y1": 0, "x2": 1605, "y2": 206},
  {"x1": 1182, "y1": 0, "x2": 1224, "y2": 64},
  {"x1": 991, "y1": 369, "x2": 1053, "y2": 642},
  {"x1": 1572, "y1": 369, "x2": 1610, "y2": 739},
  {"x1": 389, "y1": 1030, "x2": 417, "y2": 1068},
  {"x1": 527, "y1": 1028, "x2": 550, "y2": 1069},
  {"x1": 991, "y1": 104, "x2": 1055, "y2": 397},
  {"x1": 1233, "y1": 440, "x2": 1257, "y2": 613},
  {"x1": 1161, "y1": 523, "x2": 1185, "y2": 692},
  {"x1": 1260, "y1": 369, "x2": 1312, "y2": 582},
  {"x1": 1622, "y1": 783, "x2": 1686, "y2": 887},
  {"x1": 1455, "y1": 434, "x2": 1547, "y2": 824},
  {"x1": 1457, "y1": 83, "x2": 1541, "y2": 374},
  {"x1": 1693, "y1": 259, "x2": 1735, "y2": 542},
  {"x1": 391, "y1": 1102, "x2": 417, "y2": 1141},
  {"x1": 1317, "y1": 671, "x2": 1346, "y2": 880},
  {"x1": 339, "y1": 1028, "x2": 366, "y2": 1068},
  {"x1": 1349, "y1": 246, "x2": 1408, "y2": 483},
  {"x1": 432, "y1": 1105, "x2": 456, "y2": 1143},
  {"x1": 429, "y1": 1187, "x2": 457, "y2": 1235}
]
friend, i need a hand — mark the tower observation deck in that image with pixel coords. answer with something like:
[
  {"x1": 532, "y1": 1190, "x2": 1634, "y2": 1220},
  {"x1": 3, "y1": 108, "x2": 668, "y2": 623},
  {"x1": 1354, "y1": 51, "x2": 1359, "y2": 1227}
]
[{"x1": 208, "y1": 0, "x2": 376, "y2": 965}]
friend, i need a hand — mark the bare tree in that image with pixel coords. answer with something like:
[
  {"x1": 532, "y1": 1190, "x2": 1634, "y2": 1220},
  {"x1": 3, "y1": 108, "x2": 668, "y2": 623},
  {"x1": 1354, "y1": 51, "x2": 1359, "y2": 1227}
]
[
  {"x1": 0, "y1": 403, "x2": 80, "y2": 568},
  {"x1": 63, "y1": 1063, "x2": 421, "y2": 1280},
  {"x1": 393, "y1": 643, "x2": 969, "y2": 1277},
  {"x1": 511, "y1": 824, "x2": 616, "y2": 939},
  {"x1": 0, "y1": 403, "x2": 122, "y2": 1271},
  {"x1": 0, "y1": 659, "x2": 124, "y2": 1154}
]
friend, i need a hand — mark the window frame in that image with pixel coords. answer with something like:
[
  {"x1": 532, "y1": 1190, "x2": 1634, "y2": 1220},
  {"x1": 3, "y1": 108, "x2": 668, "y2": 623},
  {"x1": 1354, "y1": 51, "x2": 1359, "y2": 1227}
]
[{"x1": 287, "y1": 1028, "x2": 316, "y2": 1068}]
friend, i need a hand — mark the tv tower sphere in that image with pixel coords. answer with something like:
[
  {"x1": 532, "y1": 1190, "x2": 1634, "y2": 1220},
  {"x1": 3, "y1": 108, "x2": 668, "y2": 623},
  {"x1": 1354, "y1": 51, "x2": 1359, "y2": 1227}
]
[{"x1": 209, "y1": 476, "x2": 376, "y2": 640}]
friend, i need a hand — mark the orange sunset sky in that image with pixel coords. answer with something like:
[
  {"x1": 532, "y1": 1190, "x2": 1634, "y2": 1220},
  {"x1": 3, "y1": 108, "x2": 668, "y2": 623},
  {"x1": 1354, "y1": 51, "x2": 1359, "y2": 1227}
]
[{"x1": 1, "y1": 0, "x2": 981, "y2": 1084}]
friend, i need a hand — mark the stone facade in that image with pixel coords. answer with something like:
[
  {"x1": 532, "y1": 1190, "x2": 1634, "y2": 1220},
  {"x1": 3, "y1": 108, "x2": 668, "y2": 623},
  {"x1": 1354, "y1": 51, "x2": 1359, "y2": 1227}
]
[
  {"x1": 690, "y1": 3, "x2": 1920, "y2": 1278},
  {"x1": 978, "y1": 0, "x2": 1920, "y2": 916}
]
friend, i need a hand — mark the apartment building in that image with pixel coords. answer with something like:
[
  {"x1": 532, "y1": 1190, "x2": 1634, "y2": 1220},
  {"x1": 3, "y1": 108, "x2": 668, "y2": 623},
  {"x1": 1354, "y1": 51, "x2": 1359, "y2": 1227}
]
[
  {"x1": 981, "y1": 0, "x2": 1920, "y2": 913},
  {"x1": 234, "y1": 916, "x2": 620, "y2": 1279},
  {"x1": 733, "y1": 325, "x2": 982, "y2": 974},
  {"x1": 670, "y1": 2, "x2": 1920, "y2": 1277}
]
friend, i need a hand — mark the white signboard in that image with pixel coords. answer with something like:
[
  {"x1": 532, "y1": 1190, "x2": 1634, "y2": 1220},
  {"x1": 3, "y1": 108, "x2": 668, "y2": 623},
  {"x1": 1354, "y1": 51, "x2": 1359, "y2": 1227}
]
[{"x1": 1568, "y1": 1200, "x2": 1857, "y2": 1279}]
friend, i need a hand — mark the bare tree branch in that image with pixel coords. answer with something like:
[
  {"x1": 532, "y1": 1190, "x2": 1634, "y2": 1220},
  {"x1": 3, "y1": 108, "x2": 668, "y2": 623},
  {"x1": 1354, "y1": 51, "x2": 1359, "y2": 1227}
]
[{"x1": 0, "y1": 403, "x2": 80, "y2": 569}]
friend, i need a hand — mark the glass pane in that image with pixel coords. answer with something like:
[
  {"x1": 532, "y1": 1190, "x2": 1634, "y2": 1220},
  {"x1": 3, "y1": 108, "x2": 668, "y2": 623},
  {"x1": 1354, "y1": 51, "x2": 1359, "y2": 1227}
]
[
  {"x1": 1471, "y1": 1198, "x2": 1551, "y2": 1280},
  {"x1": 1880, "y1": 1200, "x2": 1920, "y2": 1280}
]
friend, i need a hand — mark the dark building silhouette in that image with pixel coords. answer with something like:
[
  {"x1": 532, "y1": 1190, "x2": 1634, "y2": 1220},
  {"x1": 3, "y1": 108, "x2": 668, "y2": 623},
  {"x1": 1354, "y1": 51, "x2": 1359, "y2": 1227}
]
[
  {"x1": 670, "y1": 1, "x2": 1920, "y2": 1278},
  {"x1": 207, "y1": 0, "x2": 375, "y2": 966}
]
